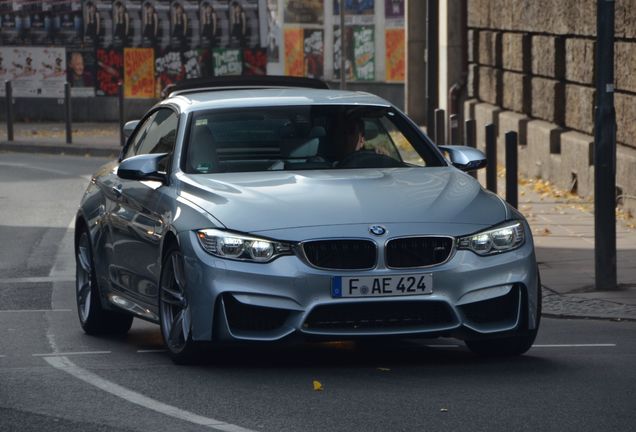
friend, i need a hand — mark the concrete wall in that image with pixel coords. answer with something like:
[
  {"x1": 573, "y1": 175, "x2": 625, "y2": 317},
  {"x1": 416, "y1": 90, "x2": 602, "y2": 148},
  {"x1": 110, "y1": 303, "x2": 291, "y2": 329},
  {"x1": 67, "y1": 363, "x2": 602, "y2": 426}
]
[{"x1": 465, "y1": 0, "x2": 636, "y2": 215}]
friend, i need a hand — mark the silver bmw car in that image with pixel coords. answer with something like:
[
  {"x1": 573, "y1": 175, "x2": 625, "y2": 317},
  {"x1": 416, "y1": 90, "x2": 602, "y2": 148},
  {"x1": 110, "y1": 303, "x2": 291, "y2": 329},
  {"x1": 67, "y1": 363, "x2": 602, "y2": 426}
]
[{"x1": 75, "y1": 77, "x2": 540, "y2": 364}]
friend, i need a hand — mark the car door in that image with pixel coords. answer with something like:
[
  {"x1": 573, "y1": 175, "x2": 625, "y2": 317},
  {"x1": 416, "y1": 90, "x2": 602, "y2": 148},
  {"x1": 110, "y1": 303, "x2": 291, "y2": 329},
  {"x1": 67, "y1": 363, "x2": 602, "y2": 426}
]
[{"x1": 108, "y1": 107, "x2": 179, "y2": 312}]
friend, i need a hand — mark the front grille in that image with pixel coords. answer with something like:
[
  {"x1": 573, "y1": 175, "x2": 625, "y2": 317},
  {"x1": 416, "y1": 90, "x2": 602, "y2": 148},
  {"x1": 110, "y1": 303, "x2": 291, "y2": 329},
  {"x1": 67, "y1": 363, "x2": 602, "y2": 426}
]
[
  {"x1": 223, "y1": 294, "x2": 290, "y2": 332},
  {"x1": 386, "y1": 237, "x2": 454, "y2": 268},
  {"x1": 302, "y1": 240, "x2": 376, "y2": 269},
  {"x1": 304, "y1": 301, "x2": 456, "y2": 330}
]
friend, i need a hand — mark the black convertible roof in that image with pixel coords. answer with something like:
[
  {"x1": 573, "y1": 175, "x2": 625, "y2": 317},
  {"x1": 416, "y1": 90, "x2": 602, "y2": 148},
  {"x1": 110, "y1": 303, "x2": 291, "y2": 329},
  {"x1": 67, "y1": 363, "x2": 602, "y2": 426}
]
[{"x1": 163, "y1": 76, "x2": 330, "y2": 98}]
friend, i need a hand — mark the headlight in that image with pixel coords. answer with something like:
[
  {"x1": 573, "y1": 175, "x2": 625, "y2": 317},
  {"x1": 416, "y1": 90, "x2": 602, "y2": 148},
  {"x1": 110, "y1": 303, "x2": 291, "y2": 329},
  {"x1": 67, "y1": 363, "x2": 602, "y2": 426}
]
[
  {"x1": 457, "y1": 221, "x2": 525, "y2": 256},
  {"x1": 196, "y1": 229, "x2": 293, "y2": 263}
]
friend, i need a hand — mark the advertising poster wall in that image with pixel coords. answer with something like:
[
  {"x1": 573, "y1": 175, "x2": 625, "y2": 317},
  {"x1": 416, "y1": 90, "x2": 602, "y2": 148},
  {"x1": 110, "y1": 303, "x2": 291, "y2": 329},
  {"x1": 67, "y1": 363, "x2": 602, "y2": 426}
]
[
  {"x1": 124, "y1": 47, "x2": 155, "y2": 97},
  {"x1": 284, "y1": 0, "x2": 323, "y2": 25},
  {"x1": 265, "y1": 0, "x2": 280, "y2": 62},
  {"x1": 27, "y1": 1, "x2": 47, "y2": 45},
  {"x1": 385, "y1": 27, "x2": 404, "y2": 82},
  {"x1": 67, "y1": 47, "x2": 97, "y2": 96},
  {"x1": 169, "y1": 0, "x2": 199, "y2": 49},
  {"x1": 243, "y1": 47, "x2": 266, "y2": 75},
  {"x1": 142, "y1": 0, "x2": 170, "y2": 48},
  {"x1": 51, "y1": 0, "x2": 84, "y2": 46},
  {"x1": 303, "y1": 29, "x2": 323, "y2": 79},
  {"x1": 333, "y1": 25, "x2": 353, "y2": 80},
  {"x1": 96, "y1": 48, "x2": 123, "y2": 95},
  {"x1": 353, "y1": 25, "x2": 374, "y2": 80},
  {"x1": 228, "y1": 0, "x2": 259, "y2": 48},
  {"x1": 0, "y1": 0, "x2": 17, "y2": 45},
  {"x1": 5, "y1": 47, "x2": 67, "y2": 97},
  {"x1": 212, "y1": 48, "x2": 242, "y2": 75},
  {"x1": 84, "y1": 0, "x2": 114, "y2": 47},
  {"x1": 334, "y1": 0, "x2": 374, "y2": 15},
  {"x1": 283, "y1": 27, "x2": 303, "y2": 77}
]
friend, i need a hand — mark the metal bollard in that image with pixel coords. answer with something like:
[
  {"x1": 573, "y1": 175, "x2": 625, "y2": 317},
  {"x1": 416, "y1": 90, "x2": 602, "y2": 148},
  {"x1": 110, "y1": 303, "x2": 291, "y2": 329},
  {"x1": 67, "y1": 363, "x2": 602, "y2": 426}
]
[
  {"x1": 118, "y1": 81, "x2": 125, "y2": 147},
  {"x1": 5, "y1": 81, "x2": 14, "y2": 141},
  {"x1": 464, "y1": 119, "x2": 476, "y2": 148},
  {"x1": 64, "y1": 82, "x2": 72, "y2": 144},
  {"x1": 434, "y1": 108, "x2": 446, "y2": 145},
  {"x1": 505, "y1": 131, "x2": 518, "y2": 208},
  {"x1": 448, "y1": 114, "x2": 459, "y2": 145},
  {"x1": 485, "y1": 123, "x2": 497, "y2": 193}
]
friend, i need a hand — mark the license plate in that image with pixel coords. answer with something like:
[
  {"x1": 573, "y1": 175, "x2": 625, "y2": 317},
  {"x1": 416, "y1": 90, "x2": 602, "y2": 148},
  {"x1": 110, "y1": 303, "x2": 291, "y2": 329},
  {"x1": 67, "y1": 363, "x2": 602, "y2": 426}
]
[{"x1": 331, "y1": 274, "x2": 433, "y2": 298}]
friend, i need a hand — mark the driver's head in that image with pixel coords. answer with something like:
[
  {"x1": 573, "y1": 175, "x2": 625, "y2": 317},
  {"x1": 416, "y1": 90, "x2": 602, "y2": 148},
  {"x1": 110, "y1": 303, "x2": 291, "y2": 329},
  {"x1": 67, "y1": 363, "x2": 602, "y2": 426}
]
[{"x1": 343, "y1": 118, "x2": 365, "y2": 155}]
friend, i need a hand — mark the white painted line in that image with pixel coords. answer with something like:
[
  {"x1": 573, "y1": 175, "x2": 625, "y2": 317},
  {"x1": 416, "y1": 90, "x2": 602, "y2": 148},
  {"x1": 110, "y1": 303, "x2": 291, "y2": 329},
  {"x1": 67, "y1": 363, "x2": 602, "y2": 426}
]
[
  {"x1": 33, "y1": 351, "x2": 111, "y2": 357},
  {"x1": 532, "y1": 344, "x2": 617, "y2": 348},
  {"x1": 44, "y1": 356, "x2": 258, "y2": 432},
  {"x1": 426, "y1": 344, "x2": 460, "y2": 348},
  {"x1": 0, "y1": 276, "x2": 75, "y2": 284},
  {"x1": 0, "y1": 355, "x2": 6, "y2": 358},
  {"x1": 137, "y1": 349, "x2": 167, "y2": 353},
  {"x1": 0, "y1": 309, "x2": 72, "y2": 313}
]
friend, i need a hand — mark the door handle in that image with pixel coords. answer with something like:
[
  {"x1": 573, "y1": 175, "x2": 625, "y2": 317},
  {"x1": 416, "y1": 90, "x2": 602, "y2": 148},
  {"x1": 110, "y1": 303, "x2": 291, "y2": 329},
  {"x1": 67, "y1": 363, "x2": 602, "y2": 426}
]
[{"x1": 112, "y1": 184, "x2": 123, "y2": 197}]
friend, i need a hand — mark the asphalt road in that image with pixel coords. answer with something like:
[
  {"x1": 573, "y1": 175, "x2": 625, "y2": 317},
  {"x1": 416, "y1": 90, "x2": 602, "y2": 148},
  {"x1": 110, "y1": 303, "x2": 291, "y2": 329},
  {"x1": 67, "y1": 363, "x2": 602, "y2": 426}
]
[{"x1": 1, "y1": 152, "x2": 635, "y2": 432}]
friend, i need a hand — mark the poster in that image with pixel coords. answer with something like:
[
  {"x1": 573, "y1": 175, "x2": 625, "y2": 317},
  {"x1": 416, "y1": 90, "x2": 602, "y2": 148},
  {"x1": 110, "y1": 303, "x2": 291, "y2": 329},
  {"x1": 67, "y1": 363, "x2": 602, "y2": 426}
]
[
  {"x1": 243, "y1": 47, "x2": 266, "y2": 75},
  {"x1": 385, "y1": 28, "x2": 404, "y2": 82},
  {"x1": 353, "y1": 25, "x2": 374, "y2": 80},
  {"x1": 67, "y1": 47, "x2": 97, "y2": 97},
  {"x1": 265, "y1": 0, "x2": 280, "y2": 62},
  {"x1": 183, "y1": 48, "x2": 211, "y2": 78},
  {"x1": 96, "y1": 48, "x2": 123, "y2": 95},
  {"x1": 51, "y1": 0, "x2": 83, "y2": 46},
  {"x1": 227, "y1": 0, "x2": 259, "y2": 48},
  {"x1": 111, "y1": 1, "x2": 133, "y2": 47},
  {"x1": 283, "y1": 27, "x2": 303, "y2": 77},
  {"x1": 124, "y1": 47, "x2": 155, "y2": 97},
  {"x1": 155, "y1": 48, "x2": 184, "y2": 95},
  {"x1": 303, "y1": 29, "x2": 323, "y2": 79},
  {"x1": 122, "y1": 0, "x2": 144, "y2": 47},
  {"x1": 333, "y1": 25, "x2": 353, "y2": 80},
  {"x1": 284, "y1": 0, "x2": 323, "y2": 25},
  {"x1": 141, "y1": 0, "x2": 170, "y2": 48},
  {"x1": 84, "y1": 0, "x2": 113, "y2": 47},
  {"x1": 0, "y1": 0, "x2": 18, "y2": 45},
  {"x1": 169, "y1": 0, "x2": 199, "y2": 50},
  {"x1": 210, "y1": 0, "x2": 230, "y2": 48},
  {"x1": 385, "y1": 0, "x2": 403, "y2": 19},
  {"x1": 212, "y1": 48, "x2": 242, "y2": 76},
  {"x1": 27, "y1": 1, "x2": 47, "y2": 44},
  {"x1": 0, "y1": 48, "x2": 12, "y2": 94},
  {"x1": 5, "y1": 47, "x2": 67, "y2": 98},
  {"x1": 334, "y1": 0, "x2": 374, "y2": 15},
  {"x1": 199, "y1": 0, "x2": 220, "y2": 48}
]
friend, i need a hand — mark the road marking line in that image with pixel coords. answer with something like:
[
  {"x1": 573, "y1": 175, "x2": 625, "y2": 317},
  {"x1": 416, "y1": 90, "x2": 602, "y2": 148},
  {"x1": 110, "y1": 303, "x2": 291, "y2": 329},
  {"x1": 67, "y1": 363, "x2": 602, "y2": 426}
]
[
  {"x1": 0, "y1": 309, "x2": 72, "y2": 313},
  {"x1": 137, "y1": 349, "x2": 167, "y2": 353},
  {"x1": 0, "y1": 276, "x2": 75, "y2": 284},
  {"x1": 532, "y1": 344, "x2": 617, "y2": 348},
  {"x1": 0, "y1": 355, "x2": 6, "y2": 358},
  {"x1": 44, "y1": 356, "x2": 258, "y2": 432},
  {"x1": 33, "y1": 351, "x2": 111, "y2": 357}
]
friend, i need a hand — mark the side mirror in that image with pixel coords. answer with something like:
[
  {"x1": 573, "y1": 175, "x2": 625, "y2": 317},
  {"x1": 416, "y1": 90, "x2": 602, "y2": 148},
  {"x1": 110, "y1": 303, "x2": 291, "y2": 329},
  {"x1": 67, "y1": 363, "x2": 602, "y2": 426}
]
[
  {"x1": 117, "y1": 153, "x2": 168, "y2": 182},
  {"x1": 439, "y1": 145, "x2": 487, "y2": 172},
  {"x1": 123, "y1": 120, "x2": 140, "y2": 140}
]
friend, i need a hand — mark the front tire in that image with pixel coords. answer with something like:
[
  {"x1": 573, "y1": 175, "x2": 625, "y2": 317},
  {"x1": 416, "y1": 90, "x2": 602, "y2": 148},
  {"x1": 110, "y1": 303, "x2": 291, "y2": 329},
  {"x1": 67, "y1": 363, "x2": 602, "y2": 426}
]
[
  {"x1": 75, "y1": 227, "x2": 133, "y2": 335},
  {"x1": 159, "y1": 247, "x2": 204, "y2": 364}
]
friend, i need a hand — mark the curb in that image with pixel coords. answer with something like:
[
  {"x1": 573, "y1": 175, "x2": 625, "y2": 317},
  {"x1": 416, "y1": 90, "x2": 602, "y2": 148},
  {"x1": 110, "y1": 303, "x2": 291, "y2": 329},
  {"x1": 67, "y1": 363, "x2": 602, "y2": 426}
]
[{"x1": 0, "y1": 140, "x2": 120, "y2": 158}]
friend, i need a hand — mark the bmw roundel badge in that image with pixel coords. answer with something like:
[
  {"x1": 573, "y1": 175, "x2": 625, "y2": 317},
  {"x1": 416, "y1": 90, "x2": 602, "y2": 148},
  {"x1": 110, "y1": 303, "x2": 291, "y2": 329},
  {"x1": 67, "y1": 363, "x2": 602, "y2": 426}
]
[{"x1": 369, "y1": 225, "x2": 387, "y2": 236}]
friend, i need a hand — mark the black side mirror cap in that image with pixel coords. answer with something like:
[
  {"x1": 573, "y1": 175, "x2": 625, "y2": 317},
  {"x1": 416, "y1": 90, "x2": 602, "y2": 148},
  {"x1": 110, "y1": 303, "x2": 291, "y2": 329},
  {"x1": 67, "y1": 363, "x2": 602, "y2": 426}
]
[{"x1": 117, "y1": 153, "x2": 168, "y2": 182}]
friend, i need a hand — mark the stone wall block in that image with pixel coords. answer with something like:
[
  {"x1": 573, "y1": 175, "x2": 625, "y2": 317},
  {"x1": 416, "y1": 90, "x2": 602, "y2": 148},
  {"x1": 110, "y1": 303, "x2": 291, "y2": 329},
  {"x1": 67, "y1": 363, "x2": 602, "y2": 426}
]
[
  {"x1": 616, "y1": 0, "x2": 636, "y2": 39},
  {"x1": 566, "y1": 38, "x2": 595, "y2": 84},
  {"x1": 474, "y1": 102, "x2": 501, "y2": 153},
  {"x1": 615, "y1": 42, "x2": 636, "y2": 93},
  {"x1": 560, "y1": 131, "x2": 594, "y2": 197},
  {"x1": 616, "y1": 147, "x2": 636, "y2": 217},
  {"x1": 478, "y1": 66, "x2": 502, "y2": 106},
  {"x1": 497, "y1": 111, "x2": 529, "y2": 172},
  {"x1": 468, "y1": 0, "x2": 489, "y2": 28},
  {"x1": 532, "y1": 35, "x2": 565, "y2": 79},
  {"x1": 561, "y1": 0, "x2": 596, "y2": 36},
  {"x1": 478, "y1": 31, "x2": 502, "y2": 67},
  {"x1": 616, "y1": 92, "x2": 636, "y2": 150},
  {"x1": 565, "y1": 84, "x2": 595, "y2": 135},
  {"x1": 502, "y1": 71, "x2": 530, "y2": 114},
  {"x1": 468, "y1": 63, "x2": 479, "y2": 98},
  {"x1": 502, "y1": 32, "x2": 530, "y2": 72},
  {"x1": 526, "y1": 120, "x2": 564, "y2": 179},
  {"x1": 531, "y1": 78, "x2": 565, "y2": 125},
  {"x1": 468, "y1": 30, "x2": 477, "y2": 64}
]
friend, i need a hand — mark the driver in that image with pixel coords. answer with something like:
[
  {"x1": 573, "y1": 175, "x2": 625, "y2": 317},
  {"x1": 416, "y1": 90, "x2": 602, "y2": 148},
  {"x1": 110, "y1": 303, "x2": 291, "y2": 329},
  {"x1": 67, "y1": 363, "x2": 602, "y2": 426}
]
[{"x1": 342, "y1": 117, "x2": 366, "y2": 157}]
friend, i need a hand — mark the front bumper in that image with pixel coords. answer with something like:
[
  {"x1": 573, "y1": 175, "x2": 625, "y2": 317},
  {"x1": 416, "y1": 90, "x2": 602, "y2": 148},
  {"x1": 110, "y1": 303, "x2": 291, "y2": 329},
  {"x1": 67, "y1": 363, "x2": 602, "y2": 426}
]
[{"x1": 178, "y1": 227, "x2": 539, "y2": 343}]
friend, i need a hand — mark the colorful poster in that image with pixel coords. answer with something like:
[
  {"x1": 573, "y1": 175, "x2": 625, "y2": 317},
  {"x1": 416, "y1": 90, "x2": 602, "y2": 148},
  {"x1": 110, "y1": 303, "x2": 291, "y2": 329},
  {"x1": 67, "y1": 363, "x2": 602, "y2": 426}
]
[
  {"x1": 303, "y1": 29, "x2": 323, "y2": 79},
  {"x1": 284, "y1": 27, "x2": 303, "y2": 77},
  {"x1": 141, "y1": 0, "x2": 170, "y2": 48},
  {"x1": 265, "y1": 0, "x2": 280, "y2": 62},
  {"x1": 284, "y1": 0, "x2": 323, "y2": 25},
  {"x1": 5, "y1": 47, "x2": 67, "y2": 98},
  {"x1": 353, "y1": 25, "x2": 374, "y2": 80},
  {"x1": 155, "y1": 49, "x2": 184, "y2": 95},
  {"x1": 228, "y1": 0, "x2": 259, "y2": 48},
  {"x1": 123, "y1": 0, "x2": 144, "y2": 47},
  {"x1": 212, "y1": 47, "x2": 242, "y2": 75},
  {"x1": 51, "y1": 0, "x2": 84, "y2": 46},
  {"x1": 243, "y1": 47, "x2": 266, "y2": 75},
  {"x1": 84, "y1": 0, "x2": 113, "y2": 47},
  {"x1": 96, "y1": 48, "x2": 123, "y2": 95},
  {"x1": 183, "y1": 48, "x2": 211, "y2": 78},
  {"x1": 169, "y1": 0, "x2": 199, "y2": 50},
  {"x1": 67, "y1": 48, "x2": 97, "y2": 97},
  {"x1": 124, "y1": 47, "x2": 155, "y2": 97},
  {"x1": 0, "y1": 0, "x2": 18, "y2": 45},
  {"x1": 199, "y1": 1, "x2": 221, "y2": 48},
  {"x1": 385, "y1": 28, "x2": 404, "y2": 82},
  {"x1": 111, "y1": 1, "x2": 133, "y2": 47},
  {"x1": 333, "y1": 25, "x2": 353, "y2": 80},
  {"x1": 385, "y1": 0, "x2": 403, "y2": 18},
  {"x1": 211, "y1": 0, "x2": 230, "y2": 48},
  {"x1": 334, "y1": 0, "x2": 374, "y2": 15}
]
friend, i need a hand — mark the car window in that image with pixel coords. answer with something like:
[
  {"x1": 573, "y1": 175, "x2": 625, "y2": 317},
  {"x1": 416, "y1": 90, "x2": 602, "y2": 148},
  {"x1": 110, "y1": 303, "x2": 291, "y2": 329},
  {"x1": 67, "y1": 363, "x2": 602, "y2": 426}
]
[
  {"x1": 135, "y1": 109, "x2": 178, "y2": 157},
  {"x1": 123, "y1": 112, "x2": 157, "y2": 160},
  {"x1": 184, "y1": 105, "x2": 444, "y2": 174}
]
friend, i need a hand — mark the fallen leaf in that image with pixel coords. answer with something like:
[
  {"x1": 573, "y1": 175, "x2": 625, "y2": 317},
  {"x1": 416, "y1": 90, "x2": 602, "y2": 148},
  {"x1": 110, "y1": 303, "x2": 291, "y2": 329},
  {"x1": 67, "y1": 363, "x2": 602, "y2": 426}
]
[
  {"x1": 313, "y1": 380, "x2": 323, "y2": 391},
  {"x1": 542, "y1": 228, "x2": 551, "y2": 235}
]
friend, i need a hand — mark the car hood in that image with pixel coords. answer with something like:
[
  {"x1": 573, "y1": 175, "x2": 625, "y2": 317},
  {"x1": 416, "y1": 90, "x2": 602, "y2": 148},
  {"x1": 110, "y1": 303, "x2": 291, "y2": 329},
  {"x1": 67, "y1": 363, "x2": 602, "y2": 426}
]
[{"x1": 177, "y1": 168, "x2": 509, "y2": 233}]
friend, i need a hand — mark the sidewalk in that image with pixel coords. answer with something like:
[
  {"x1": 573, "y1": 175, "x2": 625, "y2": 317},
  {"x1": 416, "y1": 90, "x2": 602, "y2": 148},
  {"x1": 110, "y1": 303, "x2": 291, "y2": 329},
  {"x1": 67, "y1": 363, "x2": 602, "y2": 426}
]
[{"x1": 2, "y1": 121, "x2": 636, "y2": 321}]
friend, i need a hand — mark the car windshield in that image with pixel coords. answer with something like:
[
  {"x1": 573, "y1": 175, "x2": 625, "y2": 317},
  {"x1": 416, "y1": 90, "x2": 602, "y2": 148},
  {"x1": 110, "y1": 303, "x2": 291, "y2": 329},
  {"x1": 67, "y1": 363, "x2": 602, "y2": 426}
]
[{"x1": 184, "y1": 105, "x2": 445, "y2": 173}]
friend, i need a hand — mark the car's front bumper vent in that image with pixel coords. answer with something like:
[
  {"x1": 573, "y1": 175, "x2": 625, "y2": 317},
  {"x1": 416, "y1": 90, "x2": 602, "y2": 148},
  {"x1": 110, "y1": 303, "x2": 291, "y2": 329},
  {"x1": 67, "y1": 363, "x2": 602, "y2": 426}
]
[
  {"x1": 302, "y1": 239, "x2": 377, "y2": 270},
  {"x1": 304, "y1": 301, "x2": 456, "y2": 331},
  {"x1": 386, "y1": 236, "x2": 454, "y2": 268}
]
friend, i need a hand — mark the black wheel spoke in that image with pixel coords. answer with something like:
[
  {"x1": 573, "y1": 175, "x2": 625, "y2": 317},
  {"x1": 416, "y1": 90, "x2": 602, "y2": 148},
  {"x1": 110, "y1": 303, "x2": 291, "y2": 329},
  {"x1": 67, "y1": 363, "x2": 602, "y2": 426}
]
[
  {"x1": 169, "y1": 309, "x2": 185, "y2": 348},
  {"x1": 171, "y1": 253, "x2": 187, "y2": 291},
  {"x1": 78, "y1": 281, "x2": 91, "y2": 305},
  {"x1": 78, "y1": 245, "x2": 91, "y2": 273}
]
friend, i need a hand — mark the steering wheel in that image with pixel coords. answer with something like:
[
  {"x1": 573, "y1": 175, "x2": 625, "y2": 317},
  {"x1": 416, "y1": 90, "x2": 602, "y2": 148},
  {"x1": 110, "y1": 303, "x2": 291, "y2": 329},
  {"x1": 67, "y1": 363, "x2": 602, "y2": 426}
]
[{"x1": 335, "y1": 150, "x2": 404, "y2": 169}]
